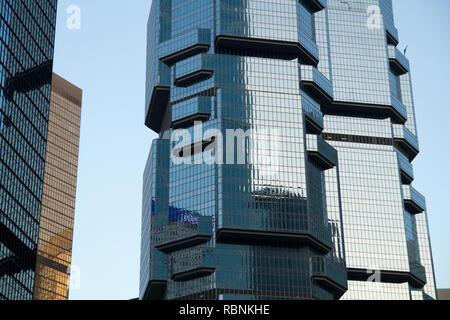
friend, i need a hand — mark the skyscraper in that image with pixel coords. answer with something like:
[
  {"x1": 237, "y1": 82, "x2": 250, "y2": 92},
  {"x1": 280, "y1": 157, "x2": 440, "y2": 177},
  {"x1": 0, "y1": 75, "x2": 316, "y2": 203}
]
[
  {"x1": 0, "y1": 0, "x2": 58, "y2": 300},
  {"x1": 0, "y1": 2, "x2": 81, "y2": 301},
  {"x1": 32, "y1": 73, "x2": 82, "y2": 300},
  {"x1": 141, "y1": 0, "x2": 436, "y2": 300},
  {"x1": 323, "y1": 0, "x2": 436, "y2": 300}
]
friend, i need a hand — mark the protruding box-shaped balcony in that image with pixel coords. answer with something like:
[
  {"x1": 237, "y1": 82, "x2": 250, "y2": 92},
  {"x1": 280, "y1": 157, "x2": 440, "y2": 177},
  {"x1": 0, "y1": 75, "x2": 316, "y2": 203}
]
[
  {"x1": 217, "y1": 209, "x2": 333, "y2": 254},
  {"x1": 215, "y1": 1, "x2": 320, "y2": 66},
  {"x1": 393, "y1": 124, "x2": 419, "y2": 161},
  {"x1": 409, "y1": 261, "x2": 427, "y2": 289},
  {"x1": 153, "y1": 216, "x2": 213, "y2": 253},
  {"x1": 385, "y1": 22, "x2": 399, "y2": 46},
  {"x1": 403, "y1": 185, "x2": 426, "y2": 214},
  {"x1": 302, "y1": 97, "x2": 324, "y2": 134},
  {"x1": 142, "y1": 249, "x2": 168, "y2": 300},
  {"x1": 297, "y1": 31, "x2": 320, "y2": 65},
  {"x1": 396, "y1": 151, "x2": 414, "y2": 184},
  {"x1": 215, "y1": 33, "x2": 319, "y2": 66},
  {"x1": 389, "y1": 94, "x2": 408, "y2": 124},
  {"x1": 145, "y1": 62, "x2": 171, "y2": 132},
  {"x1": 306, "y1": 134, "x2": 338, "y2": 170},
  {"x1": 171, "y1": 247, "x2": 215, "y2": 281},
  {"x1": 325, "y1": 95, "x2": 407, "y2": 125},
  {"x1": 300, "y1": 65, "x2": 333, "y2": 106},
  {"x1": 174, "y1": 55, "x2": 214, "y2": 87},
  {"x1": 158, "y1": 28, "x2": 211, "y2": 65},
  {"x1": 388, "y1": 45, "x2": 410, "y2": 75},
  {"x1": 310, "y1": 256, "x2": 348, "y2": 299},
  {"x1": 347, "y1": 265, "x2": 426, "y2": 289},
  {"x1": 172, "y1": 97, "x2": 212, "y2": 128}
]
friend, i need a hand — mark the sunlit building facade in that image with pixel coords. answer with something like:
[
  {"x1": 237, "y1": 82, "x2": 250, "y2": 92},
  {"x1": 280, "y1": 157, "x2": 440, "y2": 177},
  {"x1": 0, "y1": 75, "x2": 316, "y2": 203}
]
[
  {"x1": 141, "y1": 0, "x2": 436, "y2": 300},
  {"x1": 0, "y1": 0, "x2": 58, "y2": 300},
  {"x1": 32, "y1": 73, "x2": 82, "y2": 300}
]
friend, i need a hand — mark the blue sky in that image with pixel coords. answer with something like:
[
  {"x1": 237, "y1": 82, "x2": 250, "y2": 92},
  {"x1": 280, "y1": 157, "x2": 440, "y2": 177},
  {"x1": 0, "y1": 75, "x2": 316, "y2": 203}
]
[{"x1": 52, "y1": 1, "x2": 450, "y2": 300}]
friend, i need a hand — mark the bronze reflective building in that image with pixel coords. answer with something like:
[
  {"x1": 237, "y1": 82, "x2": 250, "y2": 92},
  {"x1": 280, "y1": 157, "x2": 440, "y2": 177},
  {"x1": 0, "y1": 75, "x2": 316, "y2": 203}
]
[{"x1": 32, "y1": 74, "x2": 82, "y2": 300}]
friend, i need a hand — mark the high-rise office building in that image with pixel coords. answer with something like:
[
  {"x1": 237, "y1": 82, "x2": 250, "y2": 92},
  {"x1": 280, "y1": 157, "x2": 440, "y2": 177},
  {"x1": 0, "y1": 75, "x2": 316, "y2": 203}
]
[
  {"x1": 0, "y1": 0, "x2": 58, "y2": 300},
  {"x1": 140, "y1": 0, "x2": 436, "y2": 300},
  {"x1": 324, "y1": 0, "x2": 436, "y2": 300},
  {"x1": 32, "y1": 73, "x2": 82, "y2": 300},
  {"x1": 0, "y1": 2, "x2": 81, "y2": 301}
]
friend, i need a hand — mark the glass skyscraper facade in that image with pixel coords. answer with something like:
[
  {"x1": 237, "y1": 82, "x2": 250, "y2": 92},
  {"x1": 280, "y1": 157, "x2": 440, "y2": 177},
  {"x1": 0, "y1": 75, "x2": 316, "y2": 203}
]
[
  {"x1": 32, "y1": 73, "x2": 82, "y2": 300},
  {"x1": 141, "y1": 0, "x2": 436, "y2": 300},
  {"x1": 0, "y1": 0, "x2": 58, "y2": 300}
]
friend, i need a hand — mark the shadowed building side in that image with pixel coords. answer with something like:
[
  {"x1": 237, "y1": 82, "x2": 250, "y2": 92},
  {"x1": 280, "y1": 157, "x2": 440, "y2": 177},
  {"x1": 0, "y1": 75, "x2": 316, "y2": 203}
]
[{"x1": 0, "y1": 0, "x2": 58, "y2": 300}]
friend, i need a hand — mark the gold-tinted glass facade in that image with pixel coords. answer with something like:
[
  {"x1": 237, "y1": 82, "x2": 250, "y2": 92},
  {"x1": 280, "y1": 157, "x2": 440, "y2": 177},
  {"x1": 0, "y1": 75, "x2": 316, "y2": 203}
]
[{"x1": 32, "y1": 74, "x2": 82, "y2": 300}]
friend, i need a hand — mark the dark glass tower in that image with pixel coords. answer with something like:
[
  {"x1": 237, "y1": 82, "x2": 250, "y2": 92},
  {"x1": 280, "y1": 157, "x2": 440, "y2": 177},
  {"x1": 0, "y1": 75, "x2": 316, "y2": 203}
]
[
  {"x1": 141, "y1": 0, "x2": 436, "y2": 300},
  {"x1": 0, "y1": 0, "x2": 58, "y2": 300}
]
